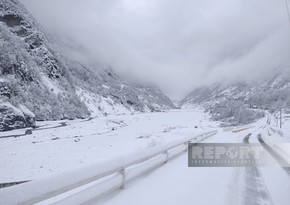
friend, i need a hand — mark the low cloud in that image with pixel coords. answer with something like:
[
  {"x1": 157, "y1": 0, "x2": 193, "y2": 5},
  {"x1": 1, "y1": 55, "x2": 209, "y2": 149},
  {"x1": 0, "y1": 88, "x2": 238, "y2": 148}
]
[{"x1": 19, "y1": 0, "x2": 290, "y2": 100}]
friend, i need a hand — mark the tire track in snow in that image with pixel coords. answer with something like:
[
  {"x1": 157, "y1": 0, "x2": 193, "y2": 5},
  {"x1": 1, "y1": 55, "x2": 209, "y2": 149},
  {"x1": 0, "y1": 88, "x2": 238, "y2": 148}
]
[
  {"x1": 243, "y1": 133, "x2": 251, "y2": 144},
  {"x1": 241, "y1": 132, "x2": 273, "y2": 205},
  {"x1": 242, "y1": 166, "x2": 273, "y2": 205}
]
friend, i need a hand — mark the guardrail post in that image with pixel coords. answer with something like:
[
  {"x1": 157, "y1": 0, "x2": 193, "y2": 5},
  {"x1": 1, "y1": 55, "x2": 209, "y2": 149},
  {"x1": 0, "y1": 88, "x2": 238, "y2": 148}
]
[
  {"x1": 185, "y1": 143, "x2": 188, "y2": 152},
  {"x1": 120, "y1": 168, "x2": 126, "y2": 189},
  {"x1": 164, "y1": 151, "x2": 169, "y2": 163}
]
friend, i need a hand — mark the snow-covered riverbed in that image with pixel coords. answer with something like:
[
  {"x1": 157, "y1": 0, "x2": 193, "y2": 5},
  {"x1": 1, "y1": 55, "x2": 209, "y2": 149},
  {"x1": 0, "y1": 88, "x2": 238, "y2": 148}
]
[{"x1": 0, "y1": 109, "x2": 218, "y2": 183}]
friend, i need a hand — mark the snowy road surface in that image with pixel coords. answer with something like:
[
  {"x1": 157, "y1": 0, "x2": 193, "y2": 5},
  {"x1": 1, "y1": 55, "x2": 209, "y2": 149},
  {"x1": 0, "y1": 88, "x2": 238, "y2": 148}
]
[
  {"x1": 1, "y1": 109, "x2": 290, "y2": 205},
  {"x1": 93, "y1": 122, "x2": 290, "y2": 205},
  {"x1": 94, "y1": 152, "x2": 235, "y2": 205}
]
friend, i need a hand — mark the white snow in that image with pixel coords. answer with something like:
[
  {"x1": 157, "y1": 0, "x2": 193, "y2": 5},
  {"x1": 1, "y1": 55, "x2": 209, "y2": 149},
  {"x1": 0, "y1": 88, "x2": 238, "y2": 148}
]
[
  {"x1": 0, "y1": 108, "x2": 217, "y2": 183},
  {"x1": 41, "y1": 75, "x2": 62, "y2": 95},
  {"x1": 94, "y1": 154, "x2": 234, "y2": 205},
  {"x1": 1, "y1": 109, "x2": 290, "y2": 205},
  {"x1": 0, "y1": 101, "x2": 24, "y2": 118},
  {"x1": 18, "y1": 104, "x2": 35, "y2": 118},
  {"x1": 0, "y1": 77, "x2": 9, "y2": 83},
  {"x1": 91, "y1": 117, "x2": 290, "y2": 205},
  {"x1": 76, "y1": 88, "x2": 131, "y2": 117}
]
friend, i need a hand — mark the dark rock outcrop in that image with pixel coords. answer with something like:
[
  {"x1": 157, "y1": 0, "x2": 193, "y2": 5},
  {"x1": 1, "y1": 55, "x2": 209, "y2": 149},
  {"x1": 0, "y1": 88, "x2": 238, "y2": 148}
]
[{"x1": 0, "y1": 102, "x2": 35, "y2": 131}]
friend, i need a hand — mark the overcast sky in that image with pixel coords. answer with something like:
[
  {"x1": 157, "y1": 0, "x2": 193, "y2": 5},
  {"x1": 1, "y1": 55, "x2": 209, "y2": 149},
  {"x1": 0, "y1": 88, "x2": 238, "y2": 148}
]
[{"x1": 20, "y1": 0, "x2": 290, "y2": 100}]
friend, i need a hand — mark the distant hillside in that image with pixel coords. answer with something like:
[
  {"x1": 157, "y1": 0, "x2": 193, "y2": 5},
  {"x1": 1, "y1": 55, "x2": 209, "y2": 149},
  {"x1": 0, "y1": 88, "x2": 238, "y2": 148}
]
[{"x1": 182, "y1": 71, "x2": 290, "y2": 125}]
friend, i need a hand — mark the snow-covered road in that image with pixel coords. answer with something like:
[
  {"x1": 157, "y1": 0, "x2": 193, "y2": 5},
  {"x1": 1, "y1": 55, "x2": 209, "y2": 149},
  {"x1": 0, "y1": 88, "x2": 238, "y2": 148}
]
[
  {"x1": 93, "y1": 122, "x2": 290, "y2": 205},
  {"x1": 93, "y1": 152, "x2": 235, "y2": 205}
]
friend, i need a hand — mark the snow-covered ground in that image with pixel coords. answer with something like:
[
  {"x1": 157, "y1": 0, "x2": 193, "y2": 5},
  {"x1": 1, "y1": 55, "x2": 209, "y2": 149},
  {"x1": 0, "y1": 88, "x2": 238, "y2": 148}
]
[
  {"x1": 92, "y1": 118, "x2": 290, "y2": 205},
  {"x1": 0, "y1": 108, "x2": 218, "y2": 183},
  {"x1": 1, "y1": 108, "x2": 290, "y2": 205}
]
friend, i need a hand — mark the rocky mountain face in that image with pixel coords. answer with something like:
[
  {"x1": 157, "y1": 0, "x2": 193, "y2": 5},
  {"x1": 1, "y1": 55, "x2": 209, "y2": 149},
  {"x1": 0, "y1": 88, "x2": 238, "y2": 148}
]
[
  {"x1": 0, "y1": 0, "x2": 174, "y2": 131},
  {"x1": 182, "y1": 71, "x2": 290, "y2": 125}
]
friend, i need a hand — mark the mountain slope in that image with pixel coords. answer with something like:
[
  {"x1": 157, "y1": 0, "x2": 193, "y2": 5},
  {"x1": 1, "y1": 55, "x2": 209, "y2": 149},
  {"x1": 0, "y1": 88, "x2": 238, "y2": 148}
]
[
  {"x1": 0, "y1": 0, "x2": 174, "y2": 131},
  {"x1": 182, "y1": 71, "x2": 290, "y2": 125}
]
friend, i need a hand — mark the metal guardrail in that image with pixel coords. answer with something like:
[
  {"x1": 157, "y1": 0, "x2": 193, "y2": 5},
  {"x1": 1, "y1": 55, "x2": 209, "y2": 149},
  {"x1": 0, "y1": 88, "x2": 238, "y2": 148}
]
[
  {"x1": 0, "y1": 130, "x2": 217, "y2": 205},
  {"x1": 269, "y1": 126, "x2": 284, "y2": 137},
  {"x1": 232, "y1": 126, "x2": 253, "y2": 133},
  {"x1": 223, "y1": 125, "x2": 253, "y2": 133}
]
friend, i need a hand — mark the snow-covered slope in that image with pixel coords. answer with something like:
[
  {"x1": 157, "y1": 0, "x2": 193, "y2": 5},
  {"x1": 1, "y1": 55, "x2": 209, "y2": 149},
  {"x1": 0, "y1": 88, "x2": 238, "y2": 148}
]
[
  {"x1": 0, "y1": 0, "x2": 174, "y2": 130},
  {"x1": 182, "y1": 69, "x2": 290, "y2": 110},
  {"x1": 182, "y1": 70, "x2": 290, "y2": 125}
]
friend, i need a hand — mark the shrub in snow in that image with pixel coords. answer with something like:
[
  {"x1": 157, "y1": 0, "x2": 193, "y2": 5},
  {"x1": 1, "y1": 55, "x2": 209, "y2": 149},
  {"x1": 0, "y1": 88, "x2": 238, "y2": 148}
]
[
  {"x1": 234, "y1": 108, "x2": 264, "y2": 125},
  {"x1": 248, "y1": 89, "x2": 290, "y2": 112},
  {"x1": 209, "y1": 100, "x2": 265, "y2": 125},
  {"x1": 0, "y1": 80, "x2": 13, "y2": 98}
]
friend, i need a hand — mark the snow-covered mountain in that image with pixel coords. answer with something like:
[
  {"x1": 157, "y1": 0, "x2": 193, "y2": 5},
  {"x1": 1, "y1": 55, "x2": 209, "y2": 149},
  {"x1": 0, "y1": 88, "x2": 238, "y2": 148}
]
[
  {"x1": 0, "y1": 0, "x2": 174, "y2": 131},
  {"x1": 183, "y1": 70, "x2": 290, "y2": 108},
  {"x1": 182, "y1": 70, "x2": 290, "y2": 125}
]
